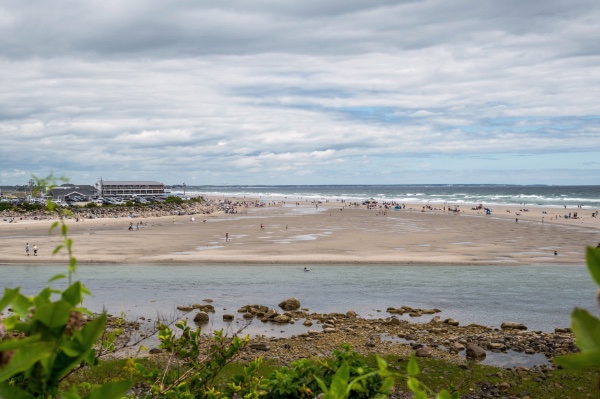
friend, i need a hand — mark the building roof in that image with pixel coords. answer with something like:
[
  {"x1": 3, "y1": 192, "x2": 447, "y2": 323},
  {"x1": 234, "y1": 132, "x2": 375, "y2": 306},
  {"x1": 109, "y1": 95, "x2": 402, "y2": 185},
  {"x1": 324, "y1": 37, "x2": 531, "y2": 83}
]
[
  {"x1": 100, "y1": 181, "x2": 164, "y2": 186},
  {"x1": 49, "y1": 185, "x2": 98, "y2": 197}
]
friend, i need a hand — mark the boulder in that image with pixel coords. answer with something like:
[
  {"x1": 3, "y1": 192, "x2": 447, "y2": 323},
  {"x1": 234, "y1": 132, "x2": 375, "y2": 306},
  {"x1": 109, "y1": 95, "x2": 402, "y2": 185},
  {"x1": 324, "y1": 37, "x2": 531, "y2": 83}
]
[
  {"x1": 466, "y1": 343, "x2": 486, "y2": 360},
  {"x1": 272, "y1": 314, "x2": 291, "y2": 323},
  {"x1": 303, "y1": 319, "x2": 313, "y2": 327},
  {"x1": 223, "y1": 314, "x2": 234, "y2": 321},
  {"x1": 501, "y1": 321, "x2": 528, "y2": 330},
  {"x1": 444, "y1": 318, "x2": 460, "y2": 326},
  {"x1": 415, "y1": 346, "x2": 434, "y2": 358},
  {"x1": 193, "y1": 311, "x2": 210, "y2": 324},
  {"x1": 452, "y1": 342, "x2": 465, "y2": 351},
  {"x1": 278, "y1": 297, "x2": 301, "y2": 311},
  {"x1": 242, "y1": 312, "x2": 254, "y2": 320}
]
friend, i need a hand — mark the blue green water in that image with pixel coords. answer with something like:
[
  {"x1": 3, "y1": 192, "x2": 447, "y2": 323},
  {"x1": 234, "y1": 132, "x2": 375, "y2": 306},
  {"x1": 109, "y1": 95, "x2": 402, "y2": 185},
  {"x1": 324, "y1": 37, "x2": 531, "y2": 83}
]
[
  {"x1": 1, "y1": 264, "x2": 596, "y2": 336},
  {"x1": 179, "y1": 184, "x2": 600, "y2": 208}
]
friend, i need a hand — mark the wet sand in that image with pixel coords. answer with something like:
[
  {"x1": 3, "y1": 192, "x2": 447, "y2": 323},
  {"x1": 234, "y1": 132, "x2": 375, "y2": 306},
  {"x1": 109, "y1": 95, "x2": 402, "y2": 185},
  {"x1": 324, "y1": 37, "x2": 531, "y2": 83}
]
[{"x1": 0, "y1": 199, "x2": 598, "y2": 265}]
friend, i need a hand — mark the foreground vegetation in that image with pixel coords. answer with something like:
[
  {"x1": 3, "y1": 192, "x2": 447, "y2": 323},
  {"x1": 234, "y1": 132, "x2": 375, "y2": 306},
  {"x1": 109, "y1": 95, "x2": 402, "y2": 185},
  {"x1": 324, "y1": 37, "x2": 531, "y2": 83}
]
[{"x1": 0, "y1": 176, "x2": 599, "y2": 398}]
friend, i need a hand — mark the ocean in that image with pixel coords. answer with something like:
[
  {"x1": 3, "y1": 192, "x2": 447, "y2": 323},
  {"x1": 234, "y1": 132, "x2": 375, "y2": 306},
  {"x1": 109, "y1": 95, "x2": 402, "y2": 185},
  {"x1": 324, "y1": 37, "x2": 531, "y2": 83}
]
[{"x1": 174, "y1": 185, "x2": 600, "y2": 209}]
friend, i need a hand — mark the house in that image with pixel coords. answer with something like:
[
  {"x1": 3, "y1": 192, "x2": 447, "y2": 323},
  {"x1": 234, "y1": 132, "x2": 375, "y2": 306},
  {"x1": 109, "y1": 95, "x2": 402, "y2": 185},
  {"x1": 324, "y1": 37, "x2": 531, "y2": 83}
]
[{"x1": 48, "y1": 184, "x2": 99, "y2": 202}]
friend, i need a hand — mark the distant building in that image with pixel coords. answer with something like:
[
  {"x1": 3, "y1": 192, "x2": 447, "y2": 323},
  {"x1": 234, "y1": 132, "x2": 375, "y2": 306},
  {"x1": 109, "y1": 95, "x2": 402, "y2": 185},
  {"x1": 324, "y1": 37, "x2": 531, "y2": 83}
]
[
  {"x1": 48, "y1": 184, "x2": 99, "y2": 201},
  {"x1": 97, "y1": 180, "x2": 166, "y2": 197}
]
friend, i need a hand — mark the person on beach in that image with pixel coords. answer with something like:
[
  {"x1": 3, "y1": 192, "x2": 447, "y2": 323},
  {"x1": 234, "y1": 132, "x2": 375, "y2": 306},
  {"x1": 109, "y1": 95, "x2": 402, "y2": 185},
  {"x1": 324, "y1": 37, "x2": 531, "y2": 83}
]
[
  {"x1": 33, "y1": 245, "x2": 38, "y2": 256},
  {"x1": 25, "y1": 243, "x2": 30, "y2": 256},
  {"x1": 225, "y1": 232, "x2": 229, "y2": 242}
]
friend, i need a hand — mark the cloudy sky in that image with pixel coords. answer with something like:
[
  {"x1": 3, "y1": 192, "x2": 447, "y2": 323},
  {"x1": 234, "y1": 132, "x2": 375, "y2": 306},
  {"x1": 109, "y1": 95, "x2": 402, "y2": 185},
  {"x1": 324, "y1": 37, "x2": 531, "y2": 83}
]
[{"x1": 1, "y1": 0, "x2": 599, "y2": 186}]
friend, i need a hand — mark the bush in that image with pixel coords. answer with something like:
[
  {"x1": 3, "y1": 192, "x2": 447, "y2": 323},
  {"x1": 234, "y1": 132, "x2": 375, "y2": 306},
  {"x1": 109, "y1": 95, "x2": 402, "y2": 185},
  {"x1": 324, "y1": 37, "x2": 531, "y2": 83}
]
[{"x1": 164, "y1": 196, "x2": 183, "y2": 204}]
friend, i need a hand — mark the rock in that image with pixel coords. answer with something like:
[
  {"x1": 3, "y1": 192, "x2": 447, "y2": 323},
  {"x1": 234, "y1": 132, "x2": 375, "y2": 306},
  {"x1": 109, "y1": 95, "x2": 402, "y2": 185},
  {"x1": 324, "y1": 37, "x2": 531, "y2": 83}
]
[
  {"x1": 323, "y1": 327, "x2": 336, "y2": 333},
  {"x1": 264, "y1": 308, "x2": 279, "y2": 319},
  {"x1": 466, "y1": 343, "x2": 486, "y2": 360},
  {"x1": 176, "y1": 305, "x2": 194, "y2": 311},
  {"x1": 272, "y1": 314, "x2": 291, "y2": 323},
  {"x1": 555, "y1": 327, "x2": 571, "y2": 333},
  {"x1": 444, "y1": 318, "x2": 459, "y2": 326},
  {"x1": 501, "y1": 321, "x2": 528, "y2": 330},
  {"x1": 386, "y1": 317, "x2": 401, "y2": 326},
  {"x1": 149, "y1": 348, "x2": 163, "y2": 354},
  {"x1": 488, "y1": 342, "x2": 505, "y2": 350},
  {"x1": 203, "y1": 298, "x2": 213, "y2": 303},
  {"x1": 242, "y1": 312, "x2": 254, "y2": 320},
  {"x1": 249, "y1": 342, "x2": 270, "y2": 351},
  {"x1": 346, "y1": 310, "x2": 358, "y2": 318},
  {"x1": 415, "y1": 346, "x2": 434, "y2": 358},
  {"x1": 452, "y1": 342, "x2": 465, "y2": 351},
  {"x1": 278, "y1": 297, "x2": 301, "y2": 311},
  {"x1": 303, "y1": 319, "x2": 313, "y2": 327},
  {"x1": 223, "y1": 314, "x2": 234, "y2": 321},
  {"x1": 193, "y1": 311, "x2": 210, "y2": 324}
]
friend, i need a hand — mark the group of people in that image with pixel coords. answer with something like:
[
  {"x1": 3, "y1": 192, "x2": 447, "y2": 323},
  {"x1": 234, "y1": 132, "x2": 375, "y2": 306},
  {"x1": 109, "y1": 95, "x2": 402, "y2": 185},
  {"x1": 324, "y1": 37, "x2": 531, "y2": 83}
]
[{"x1": 25, "y1": 243, "x2": 38, "y2": 256}]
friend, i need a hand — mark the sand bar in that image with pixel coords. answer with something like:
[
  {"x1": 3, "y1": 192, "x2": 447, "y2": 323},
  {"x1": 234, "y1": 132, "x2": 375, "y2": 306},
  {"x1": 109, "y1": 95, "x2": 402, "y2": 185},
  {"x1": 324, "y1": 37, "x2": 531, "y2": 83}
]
[{"x1": 0, "y1": 198, "x2": 598, "y2": 265}]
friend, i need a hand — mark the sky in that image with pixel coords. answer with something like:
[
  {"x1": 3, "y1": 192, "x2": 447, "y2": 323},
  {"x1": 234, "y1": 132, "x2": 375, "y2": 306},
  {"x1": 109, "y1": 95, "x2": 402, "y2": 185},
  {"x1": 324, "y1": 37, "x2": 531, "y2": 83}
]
[{"x1": 1, "y1": 0, "x2": 599, "y2": 186}]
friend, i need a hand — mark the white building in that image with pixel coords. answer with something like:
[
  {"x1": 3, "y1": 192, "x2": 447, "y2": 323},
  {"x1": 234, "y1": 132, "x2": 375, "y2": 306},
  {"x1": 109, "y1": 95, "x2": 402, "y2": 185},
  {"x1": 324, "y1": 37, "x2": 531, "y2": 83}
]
[{"x1": 97, "y1": 180, "x2": 166, "y2": 197}]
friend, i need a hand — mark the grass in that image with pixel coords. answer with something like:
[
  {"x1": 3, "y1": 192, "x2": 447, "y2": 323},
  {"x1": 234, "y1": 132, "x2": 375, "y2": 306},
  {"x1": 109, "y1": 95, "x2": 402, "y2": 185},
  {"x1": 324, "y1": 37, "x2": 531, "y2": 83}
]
[{"x1": 64, "y1": 353, "x2": 599, "y2": 398}]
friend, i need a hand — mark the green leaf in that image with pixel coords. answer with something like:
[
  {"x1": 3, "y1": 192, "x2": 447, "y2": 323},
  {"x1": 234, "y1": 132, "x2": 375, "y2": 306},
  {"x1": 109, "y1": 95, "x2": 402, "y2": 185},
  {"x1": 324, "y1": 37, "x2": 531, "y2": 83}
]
[
  {"x1": 0, "y1": 341, "x2": 54, "y2": 381},
  {"x1": 436, "y1": 389, "x2": 454, "y2": 399},
  {"x1": 570, "y1": 308, "x2": 600, "y2": 352},
  {"x1": 586, "y1": 247, "x2": 600, "y2": 287},
  {"x1": 407, "y1": 355, "x2": 419, "y2": 377},
  {"x1": 62, "y1": 281, "x2": 85, "y2": 306},
  {"x1": 0, "y1": 334, "x2": 42, "y2": 351},
  {"x1": 376, "y1": 355, "x2": 388, "y2": 372},
  {"x1": 10, "y1": 290, "x2": 33, "y2": 317},
  {"x1": 33, "y1": 287, "x2": 53, "y2": 308},
  {"x1": 69, "y1": 257, "x2": 77, "y2": 272},
  {"x1": 48, "y1": 273, "x2": 67, "y2": 283},
  {"x1": 49, "y1": 221, "x2": 59, "y2": 233},
  {"x1": 0, "y1": 288, "x2": 18, "y2": 312},
  {"x1": 330, "y1": 362, "x2": 349, "y2": 397},
  {"x1": 53, "y1": 245, "x2": 64, "y2": 255},
  {"x1": 555, "y1": 349, "x2": 600, "y2": 369},
  {"x1": 0, "y1": 383, "x2": 36, "y2": 399},
  {"x1": 83, "y1": 380, "x2": 132, "y2": 399},
  {"x1": 32, "y1": 300, "x2": 72, "y2": 329}
]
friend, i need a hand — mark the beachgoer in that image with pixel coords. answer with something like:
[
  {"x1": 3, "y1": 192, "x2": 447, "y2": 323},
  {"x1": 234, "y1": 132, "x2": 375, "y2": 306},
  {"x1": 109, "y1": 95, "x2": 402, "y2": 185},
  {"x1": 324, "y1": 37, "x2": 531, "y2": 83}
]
[
  {"x1": 225, "y1": 232, "x2": 229, "y2": 242},
  {"x1": 33, "y1": 245, "x2": 38, "y2": 256},
  {"x1": 25, "y1": 243, "x2": 30, "y2": 256},
  {"x1": 515, "y1": 218, "x2": 518, "y2": 223},
  {"x1": 554, "y1": 251, "x2": 558, "y2": 256}
]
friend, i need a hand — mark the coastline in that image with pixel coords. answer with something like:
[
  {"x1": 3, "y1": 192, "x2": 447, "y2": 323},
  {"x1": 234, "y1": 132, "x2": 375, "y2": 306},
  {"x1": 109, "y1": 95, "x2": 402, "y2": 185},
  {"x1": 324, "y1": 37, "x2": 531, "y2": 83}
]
[{"x1": 0, "y1": 197, "x2": 598, "y2": 266}]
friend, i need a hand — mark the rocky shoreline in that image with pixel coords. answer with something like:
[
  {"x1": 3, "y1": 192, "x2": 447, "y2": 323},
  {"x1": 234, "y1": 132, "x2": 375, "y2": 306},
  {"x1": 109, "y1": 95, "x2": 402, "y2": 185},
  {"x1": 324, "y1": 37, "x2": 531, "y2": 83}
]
[
  {"x1": 1, "y1": 200, "x2": 226, "y2": 222},
  {"x1": 163, "y1": 298, "x2": 577, "y2": 370}
]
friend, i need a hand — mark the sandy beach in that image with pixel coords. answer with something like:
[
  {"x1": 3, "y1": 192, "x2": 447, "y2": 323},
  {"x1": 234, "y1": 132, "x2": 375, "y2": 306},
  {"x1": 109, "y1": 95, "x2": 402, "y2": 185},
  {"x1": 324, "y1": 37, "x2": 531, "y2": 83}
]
[{"x1": 1, "y1": 198, "x2": 598, "y2": 266}]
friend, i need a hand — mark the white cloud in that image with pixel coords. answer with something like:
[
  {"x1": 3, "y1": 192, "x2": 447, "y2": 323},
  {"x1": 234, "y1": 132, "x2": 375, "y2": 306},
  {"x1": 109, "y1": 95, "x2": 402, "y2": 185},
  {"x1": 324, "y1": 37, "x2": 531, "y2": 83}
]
[{"x1": 0, "y1": 1, "x2": 599, "y2": 185}]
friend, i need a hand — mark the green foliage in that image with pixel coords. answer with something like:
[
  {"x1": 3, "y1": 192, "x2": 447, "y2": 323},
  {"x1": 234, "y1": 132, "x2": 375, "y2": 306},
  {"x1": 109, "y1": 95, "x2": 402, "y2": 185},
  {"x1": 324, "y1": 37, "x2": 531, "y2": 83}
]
[
  {"x1": 164, "y1": 196, "x2": 184, "y2": 204},
  {"x1": 556, "y1": 247, "x2": 600, "y2": 374},
  {"x1": 133, "y1": 319, "x2": 250, "y2": 398},
  {"x1": 85, "y1": 202, "x2": 97, "y2": 208},
  {"x1": 0, "y1": 174, "x2": 131, "y2": 399},
  {"x1": 0, "y1": 202, "x2": 13, "y2": 212}
]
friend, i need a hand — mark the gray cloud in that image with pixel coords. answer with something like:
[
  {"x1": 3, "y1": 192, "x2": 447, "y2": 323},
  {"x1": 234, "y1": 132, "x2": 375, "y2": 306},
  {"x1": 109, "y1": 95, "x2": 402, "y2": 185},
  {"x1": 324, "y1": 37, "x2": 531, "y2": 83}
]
[{"x1": 0, "y1": 0, "x2": 599, "y2": 185}]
